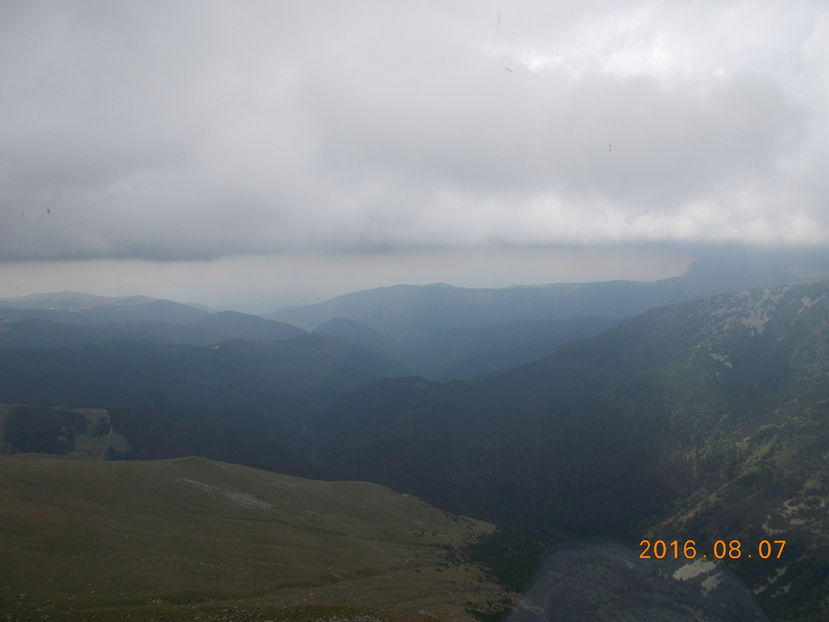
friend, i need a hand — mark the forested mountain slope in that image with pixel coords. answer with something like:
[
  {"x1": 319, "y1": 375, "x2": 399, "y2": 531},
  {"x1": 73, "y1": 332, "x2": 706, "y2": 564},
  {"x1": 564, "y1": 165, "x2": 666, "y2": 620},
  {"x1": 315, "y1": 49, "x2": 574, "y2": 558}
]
[
  {"x1": 0, "y1": 333, "x2": 410, "y2": 472},
  {"x1": 311, "y1": 281, "x2": 829, "y2": 620}
]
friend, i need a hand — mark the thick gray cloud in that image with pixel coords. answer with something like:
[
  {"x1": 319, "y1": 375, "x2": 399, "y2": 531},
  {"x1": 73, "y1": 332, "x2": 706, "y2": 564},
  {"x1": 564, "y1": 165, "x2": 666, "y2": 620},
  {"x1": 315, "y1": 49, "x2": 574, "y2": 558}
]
[{"x1": 1, "y1": 0, "x2": 828, "y2": 264}]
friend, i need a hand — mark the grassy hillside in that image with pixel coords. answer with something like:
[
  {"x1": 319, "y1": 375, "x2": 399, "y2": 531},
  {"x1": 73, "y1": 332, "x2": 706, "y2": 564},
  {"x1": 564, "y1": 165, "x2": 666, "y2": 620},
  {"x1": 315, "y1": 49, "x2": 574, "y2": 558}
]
[{"x1": 0, "y1": 455, "x2": 509, "y2": 622}]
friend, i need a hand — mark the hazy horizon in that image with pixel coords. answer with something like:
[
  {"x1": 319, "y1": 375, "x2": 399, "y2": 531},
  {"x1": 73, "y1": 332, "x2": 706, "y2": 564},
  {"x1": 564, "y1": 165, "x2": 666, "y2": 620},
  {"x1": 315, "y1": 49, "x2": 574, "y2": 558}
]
[
  {"x1": 0, "y1": 244, "x2": 700, "y2": 312},
  {"x1": 3, "y1": 2, "x2": 829, "y2": 311}
]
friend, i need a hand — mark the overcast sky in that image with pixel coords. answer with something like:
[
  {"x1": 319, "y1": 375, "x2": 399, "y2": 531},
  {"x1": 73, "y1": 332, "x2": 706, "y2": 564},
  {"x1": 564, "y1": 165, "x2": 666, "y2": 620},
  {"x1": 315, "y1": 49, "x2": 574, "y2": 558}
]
[{"x1": 1, "y1": 1, "x2": 827, "y2": 310}]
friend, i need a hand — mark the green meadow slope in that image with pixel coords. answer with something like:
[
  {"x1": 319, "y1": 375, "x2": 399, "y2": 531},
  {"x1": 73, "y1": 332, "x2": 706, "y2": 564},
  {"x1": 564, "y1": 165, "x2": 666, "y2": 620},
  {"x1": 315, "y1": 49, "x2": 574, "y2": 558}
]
[{"x1": 0, "y1": 456, "x2": 509, "y2": 622}]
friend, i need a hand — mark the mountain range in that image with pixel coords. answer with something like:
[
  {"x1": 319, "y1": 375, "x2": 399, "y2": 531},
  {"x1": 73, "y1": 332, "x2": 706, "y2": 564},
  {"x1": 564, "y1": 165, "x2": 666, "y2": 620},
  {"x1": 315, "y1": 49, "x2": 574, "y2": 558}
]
[
  {"x1": 308, "y1": 280, "x2": 829, "y2": 620},
  {"x1": 1, "y1": 266, "x2": 828, "y2": 620},
  {"x1": 271, "y1": 249, "x2": 825, "y2": 379}
]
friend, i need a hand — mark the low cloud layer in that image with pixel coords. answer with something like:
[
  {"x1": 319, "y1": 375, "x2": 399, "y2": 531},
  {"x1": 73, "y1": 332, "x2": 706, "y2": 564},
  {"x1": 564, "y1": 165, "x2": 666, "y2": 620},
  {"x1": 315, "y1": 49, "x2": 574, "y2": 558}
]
[{"x1": 2, "y1": 1, "x2": 828, "y2": 263}]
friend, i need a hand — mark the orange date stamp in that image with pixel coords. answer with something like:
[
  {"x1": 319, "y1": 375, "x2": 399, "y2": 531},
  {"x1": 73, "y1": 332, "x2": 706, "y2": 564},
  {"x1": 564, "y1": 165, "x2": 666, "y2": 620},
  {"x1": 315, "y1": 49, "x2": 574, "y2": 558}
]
[{"x1": 639, "y1": 538, "x2": 786, "y2": 560}]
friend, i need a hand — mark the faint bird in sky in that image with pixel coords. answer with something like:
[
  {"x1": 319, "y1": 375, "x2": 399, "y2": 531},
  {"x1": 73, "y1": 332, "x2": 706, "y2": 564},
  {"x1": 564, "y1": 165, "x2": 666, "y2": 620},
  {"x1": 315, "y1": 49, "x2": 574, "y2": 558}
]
[
  {"x1": 505, "y1": 66, "x2": 513, "y2": 73},
  {"x1": 609, "y1": 143, "x2": 612, "y2": 152}
]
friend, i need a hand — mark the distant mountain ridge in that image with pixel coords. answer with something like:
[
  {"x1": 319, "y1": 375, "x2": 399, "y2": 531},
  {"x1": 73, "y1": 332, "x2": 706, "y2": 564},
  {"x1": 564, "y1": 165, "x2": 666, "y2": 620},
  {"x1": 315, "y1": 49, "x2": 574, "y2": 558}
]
[
  {"x1": 192, "y1": 310, "x2": 304, "y2": 341},
  {"x1": 0, "y1": 290, "x2": 159, "y2": 310},
  {"x1": 270, "y1": 250, "x2": 823, "y2": 339},
  {"x1": 0, "y1": 291, "x2": 210, "y2": 326},
  {"x1": 0, "y1": 290, "x2": 617, "y2": 380},
  {"x1": 313, "y1": 316, "x2": 394, "y2": 352},
  {"x1": 267, "y1": 250, "x2": 829, "y2": 379},
  {"x1": 0, "y1": 293, "x2": 309, "y2": 349}
]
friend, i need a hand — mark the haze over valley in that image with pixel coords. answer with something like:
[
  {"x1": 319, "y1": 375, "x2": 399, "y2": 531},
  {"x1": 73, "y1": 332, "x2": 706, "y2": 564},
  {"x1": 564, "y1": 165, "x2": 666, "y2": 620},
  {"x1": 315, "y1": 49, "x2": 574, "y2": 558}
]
[{"x1": 3, "y1": 1, "x2": 829, "y2": 620}]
